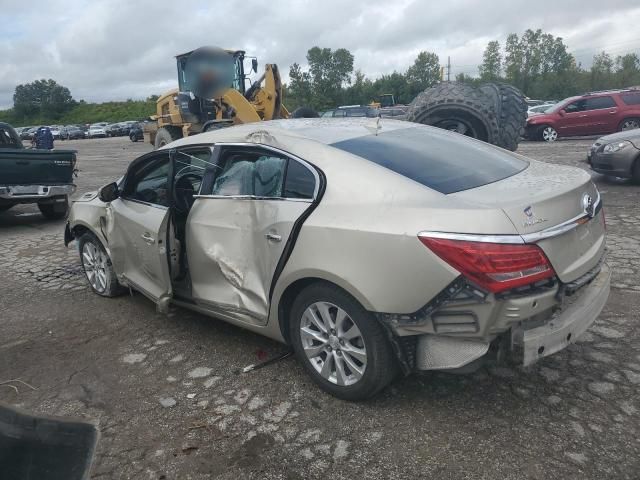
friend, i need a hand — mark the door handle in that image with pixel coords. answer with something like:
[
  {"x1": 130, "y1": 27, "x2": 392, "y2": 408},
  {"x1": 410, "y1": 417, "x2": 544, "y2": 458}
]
[
  {"x1": 265, "y1": 232, "x2": 282, "y2": 242},
  {"x1": 141, "y1": 232, "x2": 155, "y2": 244},
  {"x1": 608, "y1": 110, "x2": 617, "y2": 115}
]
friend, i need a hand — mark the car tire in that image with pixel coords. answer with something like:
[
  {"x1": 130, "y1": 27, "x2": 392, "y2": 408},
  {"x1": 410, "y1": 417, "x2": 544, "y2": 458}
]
[
  {"x1": 538, "y1": 125, "x2": 558, "y2": 142},
  {"x1": 289, "y1": 282, "x2": 397, "y2": 400},
  {"x1": 38, "y1": 197, "x2": 69, "y2": 220},
  {"x1": 478, "y1": 82, "x2": 527, "y2": 151},
  {"x1": 154, "y1": 127, "x2": 182, "y2": 149},
  {"x1": 406, "y1": 82, "x2": 500, "y2": 145},
  {"x1": 78, "y1": 232, "x2": 125, "y2": 297},
  {"x1": 130, "y1": 135, "x2": 138, "y2": 142},
  {"x1": 619, "y1": 118, "x2": 640, "y2": 132}
]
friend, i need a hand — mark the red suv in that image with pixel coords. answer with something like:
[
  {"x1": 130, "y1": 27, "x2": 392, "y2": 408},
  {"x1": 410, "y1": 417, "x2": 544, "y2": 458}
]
[{"x1": 525, "y1": 89, "x2": 640, "y2": 141}]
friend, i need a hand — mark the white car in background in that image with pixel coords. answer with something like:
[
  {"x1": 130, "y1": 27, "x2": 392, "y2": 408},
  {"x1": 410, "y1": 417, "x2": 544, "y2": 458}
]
[{"x1": 88, "y1": 123, "x2": 108, "y2": 138}]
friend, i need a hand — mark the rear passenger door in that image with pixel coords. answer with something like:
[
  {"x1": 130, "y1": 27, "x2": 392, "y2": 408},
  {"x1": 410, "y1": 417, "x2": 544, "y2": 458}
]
[
  {"x1": 185, "y1": 144, "x2": 318, "y2": 325},
  {"x1": 583, "y1": 96, "x2": 618, "y2": 134}
]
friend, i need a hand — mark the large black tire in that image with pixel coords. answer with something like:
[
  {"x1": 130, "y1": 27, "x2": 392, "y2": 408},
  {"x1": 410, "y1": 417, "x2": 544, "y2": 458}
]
[
  {"x1": 479, "y1": 82, "x2": 527, "y2": 151},
  {"x1": 290, "y1": 106, "x2": 319, "y2": 118},
  {"x1": 406, "y1": 82, "x2": 499, "y2": 145},
  {"x1": 289, "y1": 282, "x2": 397, "y2": 401},
  {"x1": 38, "y1": 196, "x2": 68, "y2": 220},
  {"x1": 154, "y1": 127, "x2": 182, "y2": 149},
  {"x1": 78, "y1": 232, "x2": 125, "y2": 297}
]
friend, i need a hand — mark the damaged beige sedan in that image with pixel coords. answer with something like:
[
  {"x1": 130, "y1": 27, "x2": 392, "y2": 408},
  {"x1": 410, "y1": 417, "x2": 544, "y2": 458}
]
[{"x1": 65, "y1": 119, "x2": 609, "y2": 400}]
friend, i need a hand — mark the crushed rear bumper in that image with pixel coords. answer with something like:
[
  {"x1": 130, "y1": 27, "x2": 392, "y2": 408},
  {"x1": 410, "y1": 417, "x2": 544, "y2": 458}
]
[{"x1": 513, "y1": 262, "x2": 610, "y2": 366}]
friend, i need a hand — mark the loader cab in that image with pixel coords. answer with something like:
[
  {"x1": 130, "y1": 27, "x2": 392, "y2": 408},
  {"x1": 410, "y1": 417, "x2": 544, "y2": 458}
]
[{"x1": 174, "y1": 48, "x2": 247, "y2": 124}]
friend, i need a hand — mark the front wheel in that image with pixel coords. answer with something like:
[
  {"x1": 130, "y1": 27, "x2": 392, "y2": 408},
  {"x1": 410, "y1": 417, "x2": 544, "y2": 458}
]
[
  {"x1": 78, "y1": 233, "x2": 125, "y2": 297},
  {"x1": 539, "y1": 125, "x2": 558, "y2": 142},
  {"x1": 290, "y1": 283, "x2": 397, "y2": 400}
]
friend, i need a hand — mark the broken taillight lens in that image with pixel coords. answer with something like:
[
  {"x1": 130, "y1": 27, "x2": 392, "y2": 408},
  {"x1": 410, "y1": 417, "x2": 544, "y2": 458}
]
[{"x1": 418, "y1": 235, "x2": 555, "y2": 293}]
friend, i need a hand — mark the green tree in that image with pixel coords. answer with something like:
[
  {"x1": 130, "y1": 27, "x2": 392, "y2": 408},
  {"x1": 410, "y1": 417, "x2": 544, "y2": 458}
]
[
  {"x1": 615, "y1": 53, "x2": 640, "y2": 88},
  {"x1": 590, "y1": 51, "x2": 614, "y2": 90},
  {"x1": 13, "y1": 79, "x2": 75, "y2": 121},
  {"x1": 478, "y1": 41, "x2": 502, "y2": 81},
  {"x1": 406, "y1": 51, "x2": 440, "y2": 95}
]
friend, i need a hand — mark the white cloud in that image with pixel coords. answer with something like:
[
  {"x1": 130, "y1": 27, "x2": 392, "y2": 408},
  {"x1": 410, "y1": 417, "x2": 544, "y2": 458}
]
[{"x1": 1, "y1": 0, "x2": 640, "y2": 108}]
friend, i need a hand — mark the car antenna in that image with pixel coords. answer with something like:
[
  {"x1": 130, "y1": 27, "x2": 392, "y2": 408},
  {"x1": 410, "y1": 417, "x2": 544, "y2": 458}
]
[{"x1": 364, "y1": 116, "x2": 382, "y2": 136}]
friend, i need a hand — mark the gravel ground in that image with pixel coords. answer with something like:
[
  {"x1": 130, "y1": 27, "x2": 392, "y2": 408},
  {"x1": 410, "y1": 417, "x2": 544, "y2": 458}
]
[{"x1": 1, "y1": 136, "x2": 639, "y2": 479}]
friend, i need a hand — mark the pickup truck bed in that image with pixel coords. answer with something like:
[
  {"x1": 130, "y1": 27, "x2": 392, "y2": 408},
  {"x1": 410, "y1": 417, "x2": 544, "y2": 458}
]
[{"x1": 0, "y1": 123, "x2": 77, "y2": 219}]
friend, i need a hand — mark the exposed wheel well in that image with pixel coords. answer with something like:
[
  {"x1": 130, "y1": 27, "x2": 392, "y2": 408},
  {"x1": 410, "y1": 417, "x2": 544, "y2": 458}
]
[
  {"x1": 71, "y1": 224, "x2": 91, "y2": 239},
  {"x1": 277, "y1": 277, "x2": 360, "y2": 344}
]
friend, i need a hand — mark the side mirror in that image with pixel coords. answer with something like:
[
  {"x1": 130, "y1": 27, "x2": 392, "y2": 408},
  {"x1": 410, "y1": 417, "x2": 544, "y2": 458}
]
[
  {"x1": 558, "y1": 109, "x2": 566, "y2": 117},
  {"x1": 251, "y1": 58, "x2": 258, "y2": 73},
  {"x1": 98, "y1": 182, "x2": 119, "y2": 203}
]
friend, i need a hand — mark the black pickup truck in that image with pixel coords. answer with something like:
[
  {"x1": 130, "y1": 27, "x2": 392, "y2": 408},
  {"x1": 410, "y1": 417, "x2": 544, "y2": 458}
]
[{"x1": 0, "y1": 122, "x2": 77, "y2": 219}]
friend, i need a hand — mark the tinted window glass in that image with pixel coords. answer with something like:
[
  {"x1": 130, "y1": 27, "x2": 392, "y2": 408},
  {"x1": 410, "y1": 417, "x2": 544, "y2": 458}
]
[
  {"x1": 127, "y1": 156, "x2": 170, "y2": 206},
  {"x1": 284, "y1": 160, "x2": 315, "y2": 199},
  {"x1": 211, "y1": 149, "x2": 286, "y2": 197},
  {"x1": 565, "y1": 100, "x2": 585, "y2": 113},
  {"x1": 331, "y1": 127, "x2": 528, "y2": 194},
  {"x1": 621, "y1": 93, "x2": 640, "y2": 105},
  {"x1": 585, "y1": 96, "x2": 616, "y2": 110},
  {"x1": 332, "y1": 110, "x2": 346, "y2": 117}
]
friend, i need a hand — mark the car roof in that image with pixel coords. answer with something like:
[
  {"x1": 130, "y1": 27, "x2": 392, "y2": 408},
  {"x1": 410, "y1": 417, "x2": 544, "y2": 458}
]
[{"x1": 169, "y1": 118, "x2": 415, "y2": 148}]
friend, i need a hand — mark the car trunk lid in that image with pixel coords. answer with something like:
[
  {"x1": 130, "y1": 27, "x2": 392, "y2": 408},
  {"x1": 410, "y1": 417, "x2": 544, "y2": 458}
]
[
  {"x1": 452, "y1": 160, "x2": 605, "y2": 283},
  {"x1": 0, "y1": 149, "x2": 77, "y2": 185}
]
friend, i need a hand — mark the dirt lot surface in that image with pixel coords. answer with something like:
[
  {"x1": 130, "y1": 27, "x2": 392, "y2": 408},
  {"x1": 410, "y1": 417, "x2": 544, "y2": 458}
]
[{"x1": 1, "y1": 136, "x2": 639, "y2": 479}]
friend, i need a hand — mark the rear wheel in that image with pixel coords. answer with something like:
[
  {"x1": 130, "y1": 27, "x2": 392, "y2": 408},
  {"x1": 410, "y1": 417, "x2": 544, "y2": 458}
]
[
  {"x1": 78, "y1": 233, "x2": 125, "y2": 297},
  {"x1": 619, "y1": 118, "x2": 640, "y2": 132},
  {"x1": 290, "y1": 283, "x2": 397, "y2": 400},
  {"x1": 154, "y1": 127, "x2": 182, "y2": 149},
  {"x1": 539, "y1": 125, "x2": 558, "y2": 142},
  {"x1": 38, "y1": 196, "x2": 68, "y2": 220}
]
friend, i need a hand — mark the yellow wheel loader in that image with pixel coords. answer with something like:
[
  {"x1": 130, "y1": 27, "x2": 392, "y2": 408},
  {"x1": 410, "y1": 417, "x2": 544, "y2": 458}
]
[{"x1": 147, "y1": 46, "x2": 290, "y2": 148}]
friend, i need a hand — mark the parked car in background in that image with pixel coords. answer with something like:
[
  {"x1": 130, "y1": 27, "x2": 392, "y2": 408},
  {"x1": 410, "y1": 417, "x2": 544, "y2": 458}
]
[
  {"x1": 49, "y1": 125, "x2": 62, "y2": 140},
  {"x1": 20, "y1": 127, "x2": 38, "y2": 140},
  {"x1": 129, "y1": 123, "x2": 144, "y2": 142},
  {"x1": 0, "y1": 122, "x2": 77, "y2": 219},
  {"x1": 588, "y1": 128, "x2": 640, "y2": 182},
  {"x1": 526, "y1": 88, "x2": 640, "y2": 141},
  {"x1": 527, "y1": 104, "x2": 553, "y2": 117},
  {"x1": 88, "y1": 124, "x2": 108, "y2": 138},
  {"x1": 60, "y1": 126, "x2": 85, "y2": 140},
  {"x1": 321, "y1": 105, "x2": 380, "y2": 118},
  {"x1": 65, "y1": 119, "x2": 609, "y2": 400},
  {"x1": 379, "y1": 107, "x2": 408, "y2": 120},
  {"x1": 106, "y1": 123, "x2": 123, "y2": 137}
]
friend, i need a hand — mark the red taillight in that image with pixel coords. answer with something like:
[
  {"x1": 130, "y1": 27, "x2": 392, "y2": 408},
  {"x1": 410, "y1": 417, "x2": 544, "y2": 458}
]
[{"x1": 418, "y1": 236, "x2": 555, "y2": 293}]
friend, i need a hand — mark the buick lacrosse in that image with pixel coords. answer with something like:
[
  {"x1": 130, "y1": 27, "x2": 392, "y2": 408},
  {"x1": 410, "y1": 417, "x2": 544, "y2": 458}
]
[{"x1": 65, "y1": 118, "x2": 609, "y2": 400}]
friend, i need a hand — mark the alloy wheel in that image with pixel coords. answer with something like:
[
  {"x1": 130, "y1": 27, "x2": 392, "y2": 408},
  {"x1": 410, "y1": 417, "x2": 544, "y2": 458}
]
[
  {"x1": 621, "y1": 119, "x2": 640, "y2": 131},
  {"x1": 82, "y1": 241, "x2": 108, "y2": 293},
  {"x1": 299, "y1": 301, "x2": 367, "y2": 386},
  {"x1": 542, "y1": 126, "x2": 558, "y2": 142}
]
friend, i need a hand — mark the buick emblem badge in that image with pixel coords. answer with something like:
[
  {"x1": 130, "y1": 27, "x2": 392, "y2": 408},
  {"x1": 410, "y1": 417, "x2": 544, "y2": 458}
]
[
  {"x1": 582, "y1": 193, "x2": 594, "y2": 218},
  {"x1": 523, "y1": 205, "x2": 547, "y2": 227}
]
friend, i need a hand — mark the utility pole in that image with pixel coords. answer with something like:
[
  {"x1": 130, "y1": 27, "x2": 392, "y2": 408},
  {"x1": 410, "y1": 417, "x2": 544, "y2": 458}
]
[{"x1": 447, "y1": 56, "x2": 451, "y2": 82}]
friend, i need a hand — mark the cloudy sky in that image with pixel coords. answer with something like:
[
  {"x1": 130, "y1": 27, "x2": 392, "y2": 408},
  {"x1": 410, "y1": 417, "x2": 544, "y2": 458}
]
[{"x1": 1, "y1": 0, "x2": 640, "y2": 108}]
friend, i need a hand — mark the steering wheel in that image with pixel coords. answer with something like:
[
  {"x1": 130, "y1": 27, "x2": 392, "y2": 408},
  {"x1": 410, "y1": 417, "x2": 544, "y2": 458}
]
[{"x1": 173, "y1": 173, "x2": 202, "y2": 215}]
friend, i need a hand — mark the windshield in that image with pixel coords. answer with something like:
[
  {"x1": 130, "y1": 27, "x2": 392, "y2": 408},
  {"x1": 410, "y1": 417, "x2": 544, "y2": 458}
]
[
  {"x1": 547, "y1": 97, "x2": 579, "y2": 113},
  {"x1": 331, "y1": 126, "x2": 528, "y2": 194}
]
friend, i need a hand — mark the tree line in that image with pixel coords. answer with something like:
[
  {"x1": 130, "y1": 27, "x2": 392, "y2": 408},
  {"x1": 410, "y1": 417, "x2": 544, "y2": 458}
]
[{"x1": 2, "y1": 28, "x2": 640, "y2": 126}]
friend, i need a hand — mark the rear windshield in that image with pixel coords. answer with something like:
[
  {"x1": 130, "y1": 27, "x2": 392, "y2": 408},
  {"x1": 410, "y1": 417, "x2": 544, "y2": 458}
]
[{"x1": 331, "y1": 126, "x2": 528, "y2": 194}]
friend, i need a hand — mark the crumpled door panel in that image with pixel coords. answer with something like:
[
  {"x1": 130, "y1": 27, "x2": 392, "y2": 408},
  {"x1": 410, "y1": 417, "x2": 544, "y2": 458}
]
[{"x1": 186, "y1": 197, "x2": 307, "y2": 325}]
